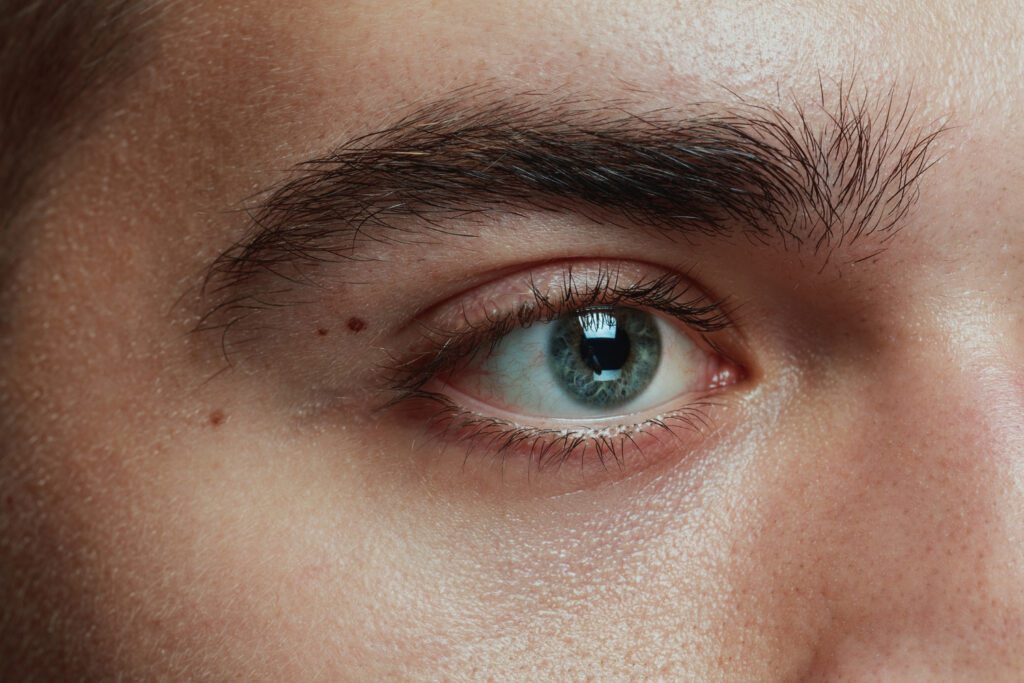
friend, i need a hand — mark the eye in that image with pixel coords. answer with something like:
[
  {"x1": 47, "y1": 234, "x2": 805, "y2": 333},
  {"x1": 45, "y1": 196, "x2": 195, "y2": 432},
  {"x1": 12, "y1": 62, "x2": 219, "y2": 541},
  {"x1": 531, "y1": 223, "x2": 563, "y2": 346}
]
[
  {"x1": 383, "y1": 261, "x2": 747, "y2": 475},
  {"x1": 443, "y1": 306, "x2": 726, "y2": 421}
]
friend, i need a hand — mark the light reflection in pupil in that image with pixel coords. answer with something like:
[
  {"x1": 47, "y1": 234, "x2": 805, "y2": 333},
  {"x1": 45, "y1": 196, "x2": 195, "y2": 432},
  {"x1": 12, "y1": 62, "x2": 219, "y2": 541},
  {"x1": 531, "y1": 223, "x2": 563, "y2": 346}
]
[{"x1": 578, "y1": 311, "x2": 630, "y2": 382}]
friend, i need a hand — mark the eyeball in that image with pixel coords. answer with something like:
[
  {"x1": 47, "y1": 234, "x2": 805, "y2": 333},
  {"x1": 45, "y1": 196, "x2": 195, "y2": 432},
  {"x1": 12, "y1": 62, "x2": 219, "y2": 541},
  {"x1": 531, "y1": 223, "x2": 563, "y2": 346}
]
[{"x1": 443, "y1": 306, "x2": 723, "y2": 422}]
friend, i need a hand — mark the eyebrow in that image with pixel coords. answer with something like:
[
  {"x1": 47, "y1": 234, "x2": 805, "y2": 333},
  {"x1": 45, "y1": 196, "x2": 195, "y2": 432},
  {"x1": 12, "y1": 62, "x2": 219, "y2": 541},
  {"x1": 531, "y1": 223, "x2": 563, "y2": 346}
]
[{"x1": 206, "y1": 86, "x2": 944, "y2": 296}]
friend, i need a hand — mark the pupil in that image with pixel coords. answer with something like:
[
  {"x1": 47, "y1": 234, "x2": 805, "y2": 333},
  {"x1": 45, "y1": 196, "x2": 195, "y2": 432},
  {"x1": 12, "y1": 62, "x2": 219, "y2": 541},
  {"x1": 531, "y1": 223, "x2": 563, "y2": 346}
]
[{"x1": 578, "y1": 312, "x2": 631, "y2": 376}]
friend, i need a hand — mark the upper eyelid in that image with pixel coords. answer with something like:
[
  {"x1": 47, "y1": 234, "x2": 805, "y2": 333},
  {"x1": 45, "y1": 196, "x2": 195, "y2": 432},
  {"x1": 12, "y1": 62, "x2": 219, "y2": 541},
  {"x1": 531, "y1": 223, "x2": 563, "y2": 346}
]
[{"x1": 408, "y1": 260, "x2": 732, "y2": 335}]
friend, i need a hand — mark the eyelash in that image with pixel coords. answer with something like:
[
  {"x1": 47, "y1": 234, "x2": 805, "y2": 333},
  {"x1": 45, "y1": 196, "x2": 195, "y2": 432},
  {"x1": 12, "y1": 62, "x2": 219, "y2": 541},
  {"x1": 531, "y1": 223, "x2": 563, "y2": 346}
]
[
  {"x1": 397, "y1": 393, "x2": 722, "y2": 473},
  {"x1": 381, "y1": 264, "x2": 738, "y2": 472}
]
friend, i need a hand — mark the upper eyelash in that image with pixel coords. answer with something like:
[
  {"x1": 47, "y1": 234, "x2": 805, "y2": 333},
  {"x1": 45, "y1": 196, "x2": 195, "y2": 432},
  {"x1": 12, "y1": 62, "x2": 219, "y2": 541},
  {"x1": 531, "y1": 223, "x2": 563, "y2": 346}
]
[{"x1": 380, "y1": 263, "x2": 733, "y2": 399}]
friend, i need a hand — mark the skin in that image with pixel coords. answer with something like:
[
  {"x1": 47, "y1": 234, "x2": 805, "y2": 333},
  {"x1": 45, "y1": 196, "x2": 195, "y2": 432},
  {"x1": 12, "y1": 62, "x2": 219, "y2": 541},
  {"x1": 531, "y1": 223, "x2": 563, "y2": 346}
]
[{"x1": 2, "y1": 0, "x2": 1023, "y2": 680}]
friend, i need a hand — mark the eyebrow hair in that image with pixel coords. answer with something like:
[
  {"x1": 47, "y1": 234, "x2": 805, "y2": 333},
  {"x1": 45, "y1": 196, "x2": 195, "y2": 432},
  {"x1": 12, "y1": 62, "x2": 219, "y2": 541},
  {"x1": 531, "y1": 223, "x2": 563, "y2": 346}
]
[{"x1": 206, "y1": 85, "x2": 945, "y2": 299}]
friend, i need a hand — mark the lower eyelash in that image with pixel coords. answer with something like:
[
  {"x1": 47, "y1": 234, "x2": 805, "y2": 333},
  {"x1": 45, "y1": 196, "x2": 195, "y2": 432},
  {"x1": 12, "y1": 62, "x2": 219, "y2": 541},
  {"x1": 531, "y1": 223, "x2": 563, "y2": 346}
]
[{"x1": 399, "y1": 391, "x2": 721, "y2": 472}]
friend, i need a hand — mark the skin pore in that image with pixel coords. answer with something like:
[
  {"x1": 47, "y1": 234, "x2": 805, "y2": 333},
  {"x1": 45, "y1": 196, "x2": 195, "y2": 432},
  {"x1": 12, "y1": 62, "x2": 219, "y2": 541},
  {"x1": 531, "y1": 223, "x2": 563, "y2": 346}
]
[{"x1": 2, "y1": 1, "x2": 1023, "y2": 680}]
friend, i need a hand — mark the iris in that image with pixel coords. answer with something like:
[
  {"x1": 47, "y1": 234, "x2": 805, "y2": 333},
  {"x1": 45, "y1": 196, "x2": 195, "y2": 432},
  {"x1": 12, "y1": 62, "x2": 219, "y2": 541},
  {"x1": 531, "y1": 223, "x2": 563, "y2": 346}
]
[{"x1": 548, "y1": 308, "x2": 661, "y2": 408}]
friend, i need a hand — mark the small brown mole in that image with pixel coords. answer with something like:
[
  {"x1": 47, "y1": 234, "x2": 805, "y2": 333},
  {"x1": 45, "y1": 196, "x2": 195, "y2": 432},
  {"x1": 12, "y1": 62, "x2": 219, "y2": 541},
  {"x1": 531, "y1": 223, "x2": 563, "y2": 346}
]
[
  {"x1": 316, "y1": 327, "x2": 329, "y2": 336},
  {"x1": 209, "y1": 409, "x2": 226, "y2": 427},
  {"x1": 347, "y1": 316, "x2": 367, "y2": 332}
]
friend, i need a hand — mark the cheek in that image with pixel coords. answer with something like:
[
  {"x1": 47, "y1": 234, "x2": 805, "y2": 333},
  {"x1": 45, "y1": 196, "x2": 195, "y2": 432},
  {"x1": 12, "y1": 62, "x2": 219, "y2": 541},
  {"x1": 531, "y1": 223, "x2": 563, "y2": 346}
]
[
  {"x1": 21, "y1": 423, "x2": 460, "y2": 678},
  {"x1": 976, "y1": 364, "x2": 1024, "y2": 463}
]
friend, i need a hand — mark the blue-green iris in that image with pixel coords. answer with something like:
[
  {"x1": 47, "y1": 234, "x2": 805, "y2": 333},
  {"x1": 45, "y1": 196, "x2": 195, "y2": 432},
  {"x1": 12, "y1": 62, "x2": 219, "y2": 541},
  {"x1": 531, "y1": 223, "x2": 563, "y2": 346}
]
[{"x1": 547, "y1": 307, "x2": 661, "y2": 408}]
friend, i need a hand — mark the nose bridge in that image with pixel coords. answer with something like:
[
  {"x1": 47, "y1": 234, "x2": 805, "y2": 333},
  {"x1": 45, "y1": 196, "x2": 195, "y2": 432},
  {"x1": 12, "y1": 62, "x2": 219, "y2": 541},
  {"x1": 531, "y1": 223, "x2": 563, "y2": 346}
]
[{"x1": 805, "y1": 309, "x2": 1024, "y2": 676}]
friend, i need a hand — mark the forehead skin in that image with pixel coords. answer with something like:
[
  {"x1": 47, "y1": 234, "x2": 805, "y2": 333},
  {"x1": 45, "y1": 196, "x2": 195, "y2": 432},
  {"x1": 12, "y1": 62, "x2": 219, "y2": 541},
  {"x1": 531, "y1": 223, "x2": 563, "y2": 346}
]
[{"x1": 2, "y1": 0, "x2": 1024, "y2": 681}]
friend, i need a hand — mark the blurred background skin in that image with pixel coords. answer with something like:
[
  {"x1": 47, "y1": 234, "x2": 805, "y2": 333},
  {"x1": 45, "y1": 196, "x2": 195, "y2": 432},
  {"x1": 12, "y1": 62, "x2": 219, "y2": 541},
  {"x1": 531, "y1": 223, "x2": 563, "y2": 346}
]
[{"x1": 1, "y1": 1, "x2": 1023, "y2": 680}]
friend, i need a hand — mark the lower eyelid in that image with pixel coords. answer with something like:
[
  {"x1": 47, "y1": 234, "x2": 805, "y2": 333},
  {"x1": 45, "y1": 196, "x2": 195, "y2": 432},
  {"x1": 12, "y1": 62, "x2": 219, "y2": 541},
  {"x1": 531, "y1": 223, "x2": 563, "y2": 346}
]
[{"x1": 390, "y1": 389, "x2": 727, "y2": 475}]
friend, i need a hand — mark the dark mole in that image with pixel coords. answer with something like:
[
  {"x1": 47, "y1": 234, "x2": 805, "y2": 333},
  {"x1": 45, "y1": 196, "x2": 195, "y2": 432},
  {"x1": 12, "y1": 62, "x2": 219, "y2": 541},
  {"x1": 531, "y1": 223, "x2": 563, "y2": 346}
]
[
  {"x1": 347, "y1": 316, "x2": 367, "y2": 332},
  {"x1": 209, "y1": 409, "x2": 226, "y2": 427},
  {"x1": 316, "y1": 327, "x2": 329, "y2": 336}
]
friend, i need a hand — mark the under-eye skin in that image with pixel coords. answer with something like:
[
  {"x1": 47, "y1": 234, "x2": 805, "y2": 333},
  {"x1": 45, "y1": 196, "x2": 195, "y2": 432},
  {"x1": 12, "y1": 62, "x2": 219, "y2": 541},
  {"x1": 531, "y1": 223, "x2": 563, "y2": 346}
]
[{"x1": 382, "y1": 261, "x2": 747, "y2": 473}]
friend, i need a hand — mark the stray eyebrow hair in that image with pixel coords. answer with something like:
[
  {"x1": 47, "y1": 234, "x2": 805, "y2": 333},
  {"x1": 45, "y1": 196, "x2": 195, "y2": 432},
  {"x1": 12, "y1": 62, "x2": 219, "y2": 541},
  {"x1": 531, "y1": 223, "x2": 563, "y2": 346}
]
[{"x1": 205, "y1": 84, "x2": 945, "y2": 298}]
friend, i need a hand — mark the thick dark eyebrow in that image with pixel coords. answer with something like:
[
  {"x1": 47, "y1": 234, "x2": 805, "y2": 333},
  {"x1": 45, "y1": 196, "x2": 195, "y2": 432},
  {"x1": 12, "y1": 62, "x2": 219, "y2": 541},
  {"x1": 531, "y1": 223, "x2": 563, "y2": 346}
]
[{"x1": 206, "y1": 86, "x2": 944, "y2": 295}]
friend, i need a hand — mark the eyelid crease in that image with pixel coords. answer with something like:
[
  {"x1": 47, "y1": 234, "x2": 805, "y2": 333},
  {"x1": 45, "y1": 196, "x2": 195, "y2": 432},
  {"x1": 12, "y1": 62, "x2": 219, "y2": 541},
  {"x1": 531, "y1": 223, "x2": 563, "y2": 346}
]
[{"x1": 402, "y1": 259, "x2": 733, "y2": 335}]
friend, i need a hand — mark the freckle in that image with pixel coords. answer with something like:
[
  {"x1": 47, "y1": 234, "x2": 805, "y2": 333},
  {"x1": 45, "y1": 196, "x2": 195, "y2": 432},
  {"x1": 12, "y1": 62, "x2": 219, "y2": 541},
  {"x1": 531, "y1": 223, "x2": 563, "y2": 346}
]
[
  {"x1": 316, "y1": 327, "x2": 329, "y2": 336},
  {"x1": 347, "y1": 316, "x2": 367, "y2": 332},
  {"x1": 209, "y1": 410, "x2": 226, "y2": 427}
]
